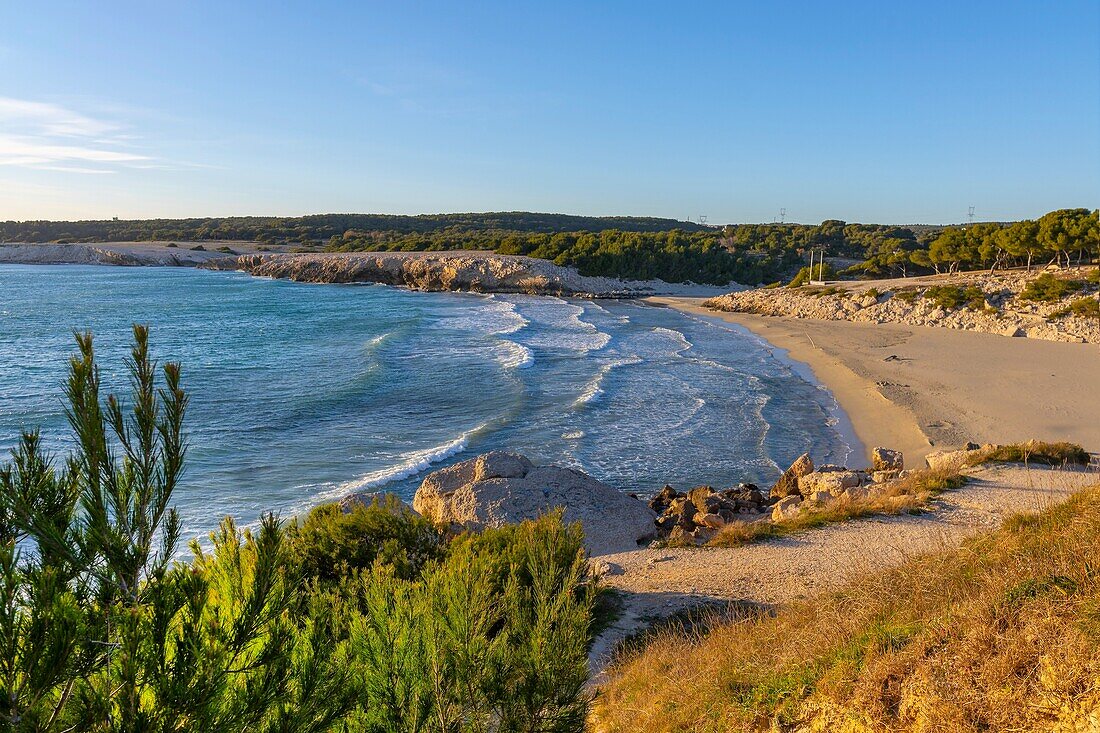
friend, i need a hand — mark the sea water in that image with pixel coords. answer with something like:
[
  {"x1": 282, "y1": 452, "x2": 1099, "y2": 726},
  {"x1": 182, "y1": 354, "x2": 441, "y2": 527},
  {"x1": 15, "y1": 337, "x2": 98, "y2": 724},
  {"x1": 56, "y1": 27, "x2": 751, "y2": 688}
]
[{"x1": 0, "y1": 264, "x2": 854, "y2": 540}]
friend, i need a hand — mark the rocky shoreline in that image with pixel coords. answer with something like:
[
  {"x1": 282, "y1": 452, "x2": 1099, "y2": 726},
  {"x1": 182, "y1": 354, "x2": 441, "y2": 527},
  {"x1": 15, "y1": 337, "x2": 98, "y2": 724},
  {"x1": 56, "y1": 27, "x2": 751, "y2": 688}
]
[
  {"x1": 704, "y1": 267, "x2": 1100, "y2": 343},
  {"x1": 0, "y1": 242, "x2": 734, "y2": 298},
  {"x1": 346, "y1": 444, "x2": 980, "y2": 555}
]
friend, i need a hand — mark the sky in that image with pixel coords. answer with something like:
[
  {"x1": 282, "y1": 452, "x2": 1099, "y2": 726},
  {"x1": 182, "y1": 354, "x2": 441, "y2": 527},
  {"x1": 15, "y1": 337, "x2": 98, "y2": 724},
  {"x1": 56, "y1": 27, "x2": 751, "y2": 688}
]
[{"x1": 0, "y1": 1, "x2": 1097, "y2": 224}]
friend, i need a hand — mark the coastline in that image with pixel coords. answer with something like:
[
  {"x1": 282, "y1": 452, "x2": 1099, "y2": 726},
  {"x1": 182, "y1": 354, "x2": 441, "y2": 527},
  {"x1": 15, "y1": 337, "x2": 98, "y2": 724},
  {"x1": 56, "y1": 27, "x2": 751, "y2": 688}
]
[
  {"x1": 0, "y1": 243, "x2": 738, "y2": 299},
  {"x1": 650, "y1": 296, "x2": 1100, "y2": 465}
]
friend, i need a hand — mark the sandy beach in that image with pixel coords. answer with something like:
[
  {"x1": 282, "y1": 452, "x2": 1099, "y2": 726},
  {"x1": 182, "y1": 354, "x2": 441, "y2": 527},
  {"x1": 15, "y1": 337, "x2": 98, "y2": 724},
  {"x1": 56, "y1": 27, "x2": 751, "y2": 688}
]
[{"x1": 651, "y1": 296, "x2": 1100, "y2": 465}]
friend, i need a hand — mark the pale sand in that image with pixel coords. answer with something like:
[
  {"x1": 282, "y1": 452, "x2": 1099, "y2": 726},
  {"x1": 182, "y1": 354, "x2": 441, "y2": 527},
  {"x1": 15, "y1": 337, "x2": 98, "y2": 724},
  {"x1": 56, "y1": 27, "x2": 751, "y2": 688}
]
[{"x1": 648, "y1": 296, "x2": 1100, "y2": 465}]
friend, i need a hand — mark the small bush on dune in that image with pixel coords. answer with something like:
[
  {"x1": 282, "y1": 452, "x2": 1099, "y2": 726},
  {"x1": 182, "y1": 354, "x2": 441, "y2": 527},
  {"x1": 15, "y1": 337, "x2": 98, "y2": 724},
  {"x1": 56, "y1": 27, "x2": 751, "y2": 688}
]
[
  {"x1": 893, "y1": 288, "x2": 919, "y2": 303},
  {"x1": 1048, "y1": 296, "x2": 1100, "y2": 320},
  {"x1": 972, "y1": 440, "x2": 1091, "y2": 467},
  {"x1": 923, "y1": 284, "x2": 987, "y2": 310},
  {"x1": 1020, "y1": 272, "x2": 1085, "y2": 302}
]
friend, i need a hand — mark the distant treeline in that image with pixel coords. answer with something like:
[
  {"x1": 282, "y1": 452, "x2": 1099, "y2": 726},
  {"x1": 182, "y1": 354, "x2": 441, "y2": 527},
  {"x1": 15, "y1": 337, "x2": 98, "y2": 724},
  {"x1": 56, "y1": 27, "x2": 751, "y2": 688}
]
[
  {"x1": 4, "y1": 208, "x2": 1096, "y2": 284},
  {"x1": 0, "y1": 211, "x2": 708, "y2": 244}
]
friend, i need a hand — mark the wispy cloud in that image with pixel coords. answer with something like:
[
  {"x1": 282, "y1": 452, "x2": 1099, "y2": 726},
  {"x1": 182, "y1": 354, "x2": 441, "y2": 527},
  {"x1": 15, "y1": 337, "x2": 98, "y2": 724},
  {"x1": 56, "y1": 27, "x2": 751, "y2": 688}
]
[{"x1": 0, "y1": 96, "x2": 151, "y2": 173}]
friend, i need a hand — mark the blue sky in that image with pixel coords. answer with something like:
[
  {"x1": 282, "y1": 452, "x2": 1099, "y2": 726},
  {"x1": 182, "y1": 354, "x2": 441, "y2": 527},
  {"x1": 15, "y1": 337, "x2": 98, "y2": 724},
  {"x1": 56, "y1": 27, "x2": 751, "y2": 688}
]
[{"x1": 1, "y1": 1, "x2": 1097, "y2": 224}]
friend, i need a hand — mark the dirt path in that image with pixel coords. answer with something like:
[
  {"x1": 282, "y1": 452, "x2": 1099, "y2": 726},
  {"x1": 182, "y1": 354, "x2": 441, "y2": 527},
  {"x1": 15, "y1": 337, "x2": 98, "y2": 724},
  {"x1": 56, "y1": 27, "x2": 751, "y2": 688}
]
[{"x1": 589, "y1": 462, "x2": 1099, "y2": 676}]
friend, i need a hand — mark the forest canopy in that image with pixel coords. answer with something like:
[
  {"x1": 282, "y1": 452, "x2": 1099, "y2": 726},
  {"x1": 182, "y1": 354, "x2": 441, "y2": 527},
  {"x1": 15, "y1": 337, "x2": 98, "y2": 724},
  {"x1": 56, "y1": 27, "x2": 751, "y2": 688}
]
[{"x1": 2, "y1": 208, "x2": 1096, "y2": 285}]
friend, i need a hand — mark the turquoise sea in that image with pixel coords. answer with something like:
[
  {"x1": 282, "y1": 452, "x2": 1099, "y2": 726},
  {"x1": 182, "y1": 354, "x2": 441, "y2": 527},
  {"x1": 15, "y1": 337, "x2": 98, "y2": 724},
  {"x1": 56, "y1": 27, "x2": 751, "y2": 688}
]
[{"x1": 0, "y1": 265, "x2": 854, "y2": 540}]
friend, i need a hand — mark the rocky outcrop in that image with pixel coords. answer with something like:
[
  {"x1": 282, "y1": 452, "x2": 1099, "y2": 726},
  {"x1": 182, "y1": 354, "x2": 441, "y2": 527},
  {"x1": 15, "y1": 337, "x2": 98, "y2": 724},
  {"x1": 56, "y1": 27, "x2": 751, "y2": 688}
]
[
  {"x1": 412, "y1": 451, "x2": 657, "y2": 554},
  {"x1": 704, "y1": 268, "x2": 1100, "y2": 343},
  {"x1": 204, "y1": 251, "x2": 665, "y2": 297},
  {"x1": 925, "y1": 444, "x2": 1000, "y2": 471},
  {"x1": 648, "y1": 483, "x2": 769, "y2": 543},
  {"x1": 769, "y1": 453, "x2": 815, "y2": 498},
  {"x1": 647, "y1": 447, "x2": 917, "y2": 545},
  {"x1": 871, "y1": 447, "x2": 904, "y2": 472}
]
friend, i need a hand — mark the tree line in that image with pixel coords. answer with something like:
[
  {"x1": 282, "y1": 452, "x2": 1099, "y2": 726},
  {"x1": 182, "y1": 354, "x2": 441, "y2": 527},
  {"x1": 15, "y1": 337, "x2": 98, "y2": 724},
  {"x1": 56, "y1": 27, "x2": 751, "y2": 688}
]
[
  {"x1": 4, "y1": 208, "x2": 1096, "y2": 284},
  {"x1": 0, "y1": 212, "x2": 707, "y2": 245}
]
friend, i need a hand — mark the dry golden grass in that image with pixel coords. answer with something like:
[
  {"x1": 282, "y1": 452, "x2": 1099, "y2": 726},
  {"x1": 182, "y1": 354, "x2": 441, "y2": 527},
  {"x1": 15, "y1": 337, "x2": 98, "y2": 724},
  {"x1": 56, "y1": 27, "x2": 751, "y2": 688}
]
[
  {"x1": 970, "y1": 439, "x2": 1092, "y2": 468},
  {"x1": 593, "y1": 484, "x2": 1100, "y2": 732},
  {"x1": 706, "y1": 468, "x2": 966, "y2": 548}
]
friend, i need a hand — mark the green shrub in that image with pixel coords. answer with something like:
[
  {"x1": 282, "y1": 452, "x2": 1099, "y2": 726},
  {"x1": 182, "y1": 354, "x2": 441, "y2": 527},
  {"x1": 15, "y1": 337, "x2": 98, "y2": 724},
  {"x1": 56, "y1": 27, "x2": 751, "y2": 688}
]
[
  {"x1": 787, "y1": 262, "x2": 837, "y2": 287},
  {"x1": 973, "y1": 441, "x2": 1090, "y2": 466},
  {"x1": 342, "y1": 511, "x2": 594, "y2": 732},
  {"x1": 1048, "y1": 297, "x2": 1100, "y2": 320},
  {"x1": 166, "y1": 242, "x2": 178, "y2": 248},
  {"x1": 286, "y1": 495, "x2": 444, "y2": 581},
  {"x1": 0, "y1": 328, "x2": 357, "y2": 730},
  {"x1": 190, "y1": 244, "x2": 206, "y2": 250},
  {"x1": 216, "y1": 245, "x2": 236, "y2": 254},
  {"x1": 1087, "y1": 269, "x2": 1099, "y2": 284},
  {"x1": 1020, "y1": 273, "x2": 1085, "y2": 302},
  {"x1": 923, "y1": 285, "x2": 987, "y2": 310},
  {"x1": 893, "y1": 289, "x2": 919, "y2": 303}
]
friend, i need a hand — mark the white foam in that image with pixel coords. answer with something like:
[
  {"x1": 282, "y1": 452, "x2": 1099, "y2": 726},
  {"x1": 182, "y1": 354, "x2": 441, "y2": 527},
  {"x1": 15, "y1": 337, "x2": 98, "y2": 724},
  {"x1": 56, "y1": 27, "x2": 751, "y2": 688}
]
[
  {"x1": 436, "y1": 296, "x2": 529, "y2": 336},
  {"x1": 572, "y1": 356, "x2": 642, "y2": 407},
  {"x1": 652, "y1": 326, "x2": 693, "y2": 354},
  {"x1": 561, "y1": 430, "x2": 585, "y2": 440},
  {"x1": 495, "y1": 340, "x2": 535, "y2": 369},
  {"x1": 319, "y1": 422, "x2": 489, "y2": 499},
  {"x1": 364, "y1": 332, "x2": 392, "y2": 349}
]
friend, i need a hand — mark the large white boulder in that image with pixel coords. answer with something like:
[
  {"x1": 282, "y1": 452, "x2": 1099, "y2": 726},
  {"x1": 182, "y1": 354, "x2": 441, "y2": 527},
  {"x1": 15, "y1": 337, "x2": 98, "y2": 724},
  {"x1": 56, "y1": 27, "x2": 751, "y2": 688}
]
[{"x1": 412, "y1": 451, "x2": 657, "y2": 555}]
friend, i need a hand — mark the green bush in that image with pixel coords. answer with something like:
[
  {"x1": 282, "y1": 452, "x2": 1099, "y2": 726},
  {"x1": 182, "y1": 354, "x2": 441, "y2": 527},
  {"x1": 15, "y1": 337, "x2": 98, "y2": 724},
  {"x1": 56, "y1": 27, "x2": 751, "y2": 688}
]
[
  {"x1": 286, "y1": 495, "x2": 443, "y2": 581},
  {"x1": 893, "y1": 289, "x2": 919, "y2": 303},
  {"x1": 1020, "y1": 273, "x2": 1085, "y2": 302},
  {"x1": 923, "y1": 285, "x2": 987, "y2": 310},
  {"x1": 340, "y1": 511, "x2": 594, "y2": 732},
  {"x1": 1087, "y1": 269, "x2": 1099, "y2": 284},
  {"x1": 787, "y1": 262, "x2": 837, "y2": 287},
  {"x1": 1047, "y1": 297, "x2": 1100, "y2": 320}
]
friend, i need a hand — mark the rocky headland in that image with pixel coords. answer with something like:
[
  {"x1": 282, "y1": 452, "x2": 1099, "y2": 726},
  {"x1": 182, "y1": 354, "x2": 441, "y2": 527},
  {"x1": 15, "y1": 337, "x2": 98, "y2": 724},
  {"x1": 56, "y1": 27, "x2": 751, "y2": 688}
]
[
  {"x1": 704, "y1": 267, "x2": 1100, "y2": 343},
  {"x1": 203, "y1": 251, "x2": 695, "y2": 297}
]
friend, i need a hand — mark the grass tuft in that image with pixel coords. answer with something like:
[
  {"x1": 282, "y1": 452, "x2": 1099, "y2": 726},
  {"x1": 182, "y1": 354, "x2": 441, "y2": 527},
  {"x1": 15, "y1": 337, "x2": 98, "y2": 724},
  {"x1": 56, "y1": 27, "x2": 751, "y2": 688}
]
[{"x1": 970, "y1": 440, "x2": 1091, "y2": 467}]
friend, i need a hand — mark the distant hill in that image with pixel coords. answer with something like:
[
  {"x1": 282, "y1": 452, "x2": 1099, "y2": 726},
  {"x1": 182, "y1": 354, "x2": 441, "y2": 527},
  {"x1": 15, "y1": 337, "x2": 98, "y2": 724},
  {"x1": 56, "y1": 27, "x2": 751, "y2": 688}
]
[{"x1": 0, "y1": 211, "x2": 710, "y2": 244}]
